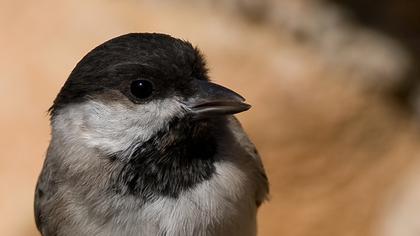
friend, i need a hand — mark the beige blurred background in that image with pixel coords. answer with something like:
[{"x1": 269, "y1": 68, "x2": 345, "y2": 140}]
[{"x1": 1, "y1": 0, "x2": 420, "y2": 235}]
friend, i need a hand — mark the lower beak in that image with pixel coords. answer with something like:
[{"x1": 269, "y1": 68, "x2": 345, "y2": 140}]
[{"x1": 185, "y1": 80, "x2": 251, "y2": 120}]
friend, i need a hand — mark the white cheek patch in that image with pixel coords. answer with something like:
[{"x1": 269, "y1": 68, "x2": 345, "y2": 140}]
[{"x1": 52, "y1": 98, "x2": 187, "y2": 155}]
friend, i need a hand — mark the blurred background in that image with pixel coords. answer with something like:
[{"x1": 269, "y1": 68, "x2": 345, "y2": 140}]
[{"x1": 1, "y1": 0, "x2": 420, "y2": 235}]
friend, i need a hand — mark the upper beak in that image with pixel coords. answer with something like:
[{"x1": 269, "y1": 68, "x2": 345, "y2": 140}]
[{"x1": 185, "y1": 80, "x2": 251, "y2": 120}]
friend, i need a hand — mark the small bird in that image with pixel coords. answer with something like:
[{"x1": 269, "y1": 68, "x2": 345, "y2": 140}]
[{"x1": 35, "y1": 33, "x2": 268, "y2": 236}]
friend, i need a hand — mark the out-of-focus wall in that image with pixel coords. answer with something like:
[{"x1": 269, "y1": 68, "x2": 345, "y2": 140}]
[{"x1": 1, "y1": 1, "x2": 419, "y2": 236}]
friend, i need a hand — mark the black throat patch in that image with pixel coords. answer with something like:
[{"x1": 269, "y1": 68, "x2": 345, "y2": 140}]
[{"x1": 113, "y1": 117, "x2": 221, "y2": 200}]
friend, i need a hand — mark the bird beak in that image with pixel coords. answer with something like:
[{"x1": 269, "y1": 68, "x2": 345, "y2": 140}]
[{"x1": 185, "y1": 80, "x2": 251, "y2": 120}]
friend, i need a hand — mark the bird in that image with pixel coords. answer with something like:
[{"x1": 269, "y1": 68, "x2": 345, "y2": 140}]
[{"x1": 34, "y1": 33, "x2": 269, "y2": 236}]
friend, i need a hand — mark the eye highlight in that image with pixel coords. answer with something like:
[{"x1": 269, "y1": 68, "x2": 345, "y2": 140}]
[{"x1": 130, "y1": 80, "x2": 154, "y2": 99}]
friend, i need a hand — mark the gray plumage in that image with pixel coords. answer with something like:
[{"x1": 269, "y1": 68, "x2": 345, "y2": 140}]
[{"x1": 35, "y1": 33, "x2": 268, "y2": 236}]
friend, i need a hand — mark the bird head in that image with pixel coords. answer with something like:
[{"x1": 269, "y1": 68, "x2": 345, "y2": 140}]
[{"x1": 49, "y1": 33, "x2": 250, "y2": 156}]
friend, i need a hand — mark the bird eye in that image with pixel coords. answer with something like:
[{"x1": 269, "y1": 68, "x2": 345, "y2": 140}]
[{"x1": 130, "y1": 80, "x2": 154, "y2": 99}]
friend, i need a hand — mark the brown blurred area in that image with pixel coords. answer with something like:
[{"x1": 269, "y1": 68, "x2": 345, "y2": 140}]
[{"x1": 1, "y1": 0, "x2": 420, "y2": 235}]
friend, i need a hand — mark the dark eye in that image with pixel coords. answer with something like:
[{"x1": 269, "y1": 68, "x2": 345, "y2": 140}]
[{"x1": 130, "y1": 80, "x2": 154, "y2": 99}]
